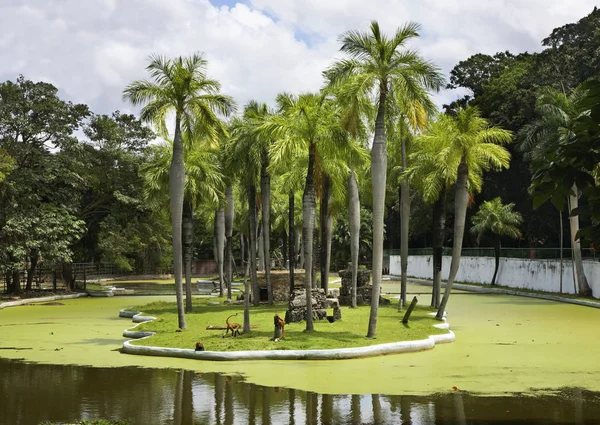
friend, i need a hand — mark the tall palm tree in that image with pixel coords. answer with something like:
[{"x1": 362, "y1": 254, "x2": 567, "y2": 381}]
[
  {"x1": 388, "y1": 92, "x2": 435, "y2": 309},
  {"x1": 325, "y1": 21, "x2": 444, "y2": 337},
  {"x1": 434, "y1": 107, "x2": 512, "y2": 319},
  {"x1": 124, "y1": 53, "x2": 234, "y2": 328},
  {"x1": 471, "y1": 197, "x2": 523, "y2": 285},
  {"x1": 265, "y1": 92, "x2": 348, "y2": 331},
  {"x1": 520, "y1": 86, "x2": 592, "y2": 296},
  {"x1": 227, "y1": 115, "x2": 260, "y2": 318},
  {"x1": 142, "y1": 140, "x2": 223, "y2": 312}
]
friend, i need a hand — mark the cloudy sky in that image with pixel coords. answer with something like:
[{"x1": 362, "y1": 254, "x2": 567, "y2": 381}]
[{"x1": 1, "y1": 0, "x2": 597, "y2": 115}]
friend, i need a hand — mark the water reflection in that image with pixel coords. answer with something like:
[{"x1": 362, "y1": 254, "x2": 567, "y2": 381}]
[{"x1": 1, "y1": 359, "x2": 600, "y2": 425}]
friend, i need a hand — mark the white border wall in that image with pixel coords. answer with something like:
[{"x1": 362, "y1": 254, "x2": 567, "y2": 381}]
[{"x1": 390, "y1": 255, "x2": 600, "y2": 299}]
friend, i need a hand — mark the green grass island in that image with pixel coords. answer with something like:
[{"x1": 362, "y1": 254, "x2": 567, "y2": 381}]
[{"x1": 119, "y1": 296, "x2": 453, "y2": 360}]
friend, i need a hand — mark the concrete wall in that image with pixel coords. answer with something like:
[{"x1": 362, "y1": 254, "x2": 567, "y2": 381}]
[{"x1": 390, "y1": 255, "x2": 600, "y2": 299}]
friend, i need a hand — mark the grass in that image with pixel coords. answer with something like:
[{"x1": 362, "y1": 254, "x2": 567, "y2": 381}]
[{"x1": 127, "y1": 297, "x2": 447, "y2": 352}]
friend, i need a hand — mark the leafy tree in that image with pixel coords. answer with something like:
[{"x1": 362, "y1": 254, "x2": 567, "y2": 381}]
[
  {"x1": 470, "y1": 197, "x2": 522, "y2": 285},
  {"x1": 526, "y1": 83, "x2": 598, "y2": 296},
  {"x1": 124, "y1": 54, "x2": 234, "y2": 329},
  {"x1": 265, "y1": 93, "x2": 348, "y2": 331},
  {"x1": 429, "y1": 107, "x2": 512, "y2": 319},
  {"x1": 325, "y1": 21, "x2": 443, "y2": 337},
  {"x1": 142, "y1": 138, "x2": 223, "y2": 311},
  {"x1": 0, "y1": 76, "x2": 89, "y2": 292},
  {"x1": 75, "y1": 112, "x2": 159, "y2": 268}
]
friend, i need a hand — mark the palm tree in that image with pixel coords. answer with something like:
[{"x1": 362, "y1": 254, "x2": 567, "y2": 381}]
[
  {"x1": 265, "y1": 92, "x2": 348, "y2": 331},
  {"x1": 142, "y1": 139, "x2": 223, "y2": 312},
  {"x1": 124, "y1": 53, "x2": 235, "y2": 328},
  {"x1": 388, "y1": 93, "x2": 435, "y2": 309},
  {"x1": 325, "y1": 21, "x2": 444, "y2": 337},
  {"x1": 520, "y1": 86, "x2": 592, "y2": 296},
  {"x1": 405, "y1": 124, "x2": 455, "y2": 308},
  {"x1": 434, "y1": 107, "x2": 512, "y2": 319},
  {"x1": 471, "y1": 197, "x2": 523, "y2": 285}
]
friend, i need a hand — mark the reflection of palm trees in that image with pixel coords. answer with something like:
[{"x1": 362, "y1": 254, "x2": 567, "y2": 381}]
[
  {"x1": 351, "y1": 395, "x2": 361, "y2": 425},
  {"x1": 173, "y1": 370, "x2": 183, "y2": 425},
  {"x1": 289, "y1": 388, "x2": 296, "y2": 425},
  {"x1": 182, "y1": 370, "x2": 194, "y2": 425},
  {"x1": 372, "y1": 394, "x2": 382, "y2": 424},
  {"x1": 224, "y1": 376, "x2": 233, "y2": 425},
  {"x1": 321, "y1": 394, "x2": 333, "y2": 425},
  {"x1": 214, "y1": 374, "x2": 224, "y2": 425},
  {"x1": 248, "y1": 383, "x2": 256, "y2": 424},
  {"x1": 262, "y1": 386, "x2": 272, "y2": 425},
  {"x1": 400, "y1": 395, "x2": 411, "y2": 425}
]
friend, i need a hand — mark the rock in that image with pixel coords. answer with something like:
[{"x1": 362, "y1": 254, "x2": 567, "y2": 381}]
[
  {"x1": 325, "y1": 298, "x2": 339, "y2": 309},
  {"x1": 208, "y1": 302, "x2": 220, "y2": 306}
]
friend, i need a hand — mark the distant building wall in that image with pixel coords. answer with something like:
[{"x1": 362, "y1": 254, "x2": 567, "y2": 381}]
[{"x1": 390, "y1": 255, "x2": 600, "y2": 299}]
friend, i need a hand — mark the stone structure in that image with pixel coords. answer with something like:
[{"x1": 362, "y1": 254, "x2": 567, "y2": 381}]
[
  {"x1": 285, "y1": 288, "x2": 342, "y2": 323},
  {"x1": 338, "y1": 266, "x2": 389, "y2": 306}
]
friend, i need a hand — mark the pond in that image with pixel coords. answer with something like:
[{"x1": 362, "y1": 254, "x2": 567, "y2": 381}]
[{"x1": 2, "y1": 284, "x2": 600, "y2": 424}]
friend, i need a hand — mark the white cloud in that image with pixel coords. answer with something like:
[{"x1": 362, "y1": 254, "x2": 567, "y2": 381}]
[{"x1": 0, "y1": 0, "x2": 596, "y2": 116}]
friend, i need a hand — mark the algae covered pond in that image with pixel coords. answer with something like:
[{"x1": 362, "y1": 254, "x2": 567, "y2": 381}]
[{"x1": 2, "y1": 283, "x2": 600, "y2": 423}]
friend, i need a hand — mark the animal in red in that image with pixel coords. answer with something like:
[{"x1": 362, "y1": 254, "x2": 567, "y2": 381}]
[
  {"x1": 223, "y1": 313, "x2": 242, "y2": 338},
  {"x1": 274, "y1": 314, "x2": 285, "y2": 339}
]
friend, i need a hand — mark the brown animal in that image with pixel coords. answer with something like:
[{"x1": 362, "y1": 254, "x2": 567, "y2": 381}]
[
  {"x1": 195, "y1": 342, "x2": 205, "y2": 352},
  {"x1": 223, "y1": 313, "x2": 242, "y2": 338},
  {"x1": 274, "y1": 314, "x2": 285, "y2": 339}
]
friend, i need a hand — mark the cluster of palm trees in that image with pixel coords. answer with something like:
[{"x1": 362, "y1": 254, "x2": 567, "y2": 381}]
[{"x1": 123, "y1": 21, "x2": 516, "y2": 337}]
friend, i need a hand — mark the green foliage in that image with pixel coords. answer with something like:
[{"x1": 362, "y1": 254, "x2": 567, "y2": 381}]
[
  {"x1": 331, "y1": 206, "x2": 373, "y2": 266},
  {"x1": 471, "y1": 197, "x2": 523, "y2": 243},
  {"x1": 123, "y1": 53, "x2": 235, "y2": 141}
]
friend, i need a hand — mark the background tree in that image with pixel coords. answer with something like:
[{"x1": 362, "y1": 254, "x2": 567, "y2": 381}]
[
  {"x1": 470, "y1": 197, "x2": 523, "y2": 285},
  {"x1": 325, "y1": 21, "x2": 443, "y2": 337},
  {"x1": 434, "y1": 107, "x2": 512, "y2": 319},
  {"x1": 124, "y1": 53, "x2": 234, "y2": 329}
]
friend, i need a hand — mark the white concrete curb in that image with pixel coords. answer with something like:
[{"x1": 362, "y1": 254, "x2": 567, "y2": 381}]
[
  {"x1": 0, "y1": 293, "x2": 88, "y2": 309},
  {"x1": 119, "y1": 308, "x2": 455, "y2": 361}
]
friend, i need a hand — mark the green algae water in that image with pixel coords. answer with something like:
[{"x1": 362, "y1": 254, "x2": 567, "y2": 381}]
[{"x1": 2, "y1": 284, "x2": 600, "y2": 423}]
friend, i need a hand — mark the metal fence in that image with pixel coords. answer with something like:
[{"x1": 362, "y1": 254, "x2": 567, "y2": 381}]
[{"x1": 389, "y1": 247, "x2": 598, "y2": 260}]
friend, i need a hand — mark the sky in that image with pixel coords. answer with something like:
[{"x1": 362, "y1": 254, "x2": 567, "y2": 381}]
[{"x1": 0, "y1": 0, "x2": 597, "y2": 116}]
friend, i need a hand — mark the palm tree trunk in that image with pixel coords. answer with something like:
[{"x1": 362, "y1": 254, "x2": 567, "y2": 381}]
[
  {"x1": 248, "y1": 185, "x2": 259, "y2": 306},
  {"x1": 399, "y1": 138, "x2": 410, "y2": 310},
  {"x1": 216, "y1": 208, "x2": 226, "y2": 297},
  {"x1": 367, "y1": 90, "x2": 387, "y2": 338},
  {"x1": 320, "y1": 175, "x2": 331, "y2": 295},
  {"x1": 491, "y1": 237, "x2": 500, "y2": 285},
  {"x1": 298, "y1": 232, "x2": 304, "y2": 269},
  {"x1": 559, "y1": 209, "x2": 564, "y2": 293},
  {"x1": 170, "y1": 115, "x2": 186, "y2": 329},
  {"x1": 282, "y1": 229, "x2": 288, "y2": 269},
  {"x1": 243, "y1": 234, "x2": 251, "y2": 333},
  {"x1": 261, "y1": 152, "x2": 273, "y2": 304},
  {"x1": 303, "y1": 142, "x2": 317, "y2": 331},
  {"x1": 325, "y1": 209, "x2": 333, "y2": 292},
  {"x1": 289, "y1": 192, "x2": 295, "y2": 293},
  {"x1": 240, "y1": 233, "x2": 245, "y2": 278},
  {"x1": 224, "y1": 185, "x2": 234, "y2": 300},
  {"x1": 348, "y1": 169, "x2": 360, "y2": 309},
  {"x1": 568, "y1": 184, "x2": 591, "y2": 296},
  {"x1": 431, "y1": 186, "x2": 447, "y2": 308},
  {"x1": 183, "y1": 201, "x2": 194, "y2": 313},
  {"x1": 436, "y1": 161, "x2": 468, "y2": 319},
  {"x1": 258, "y1": 223, "x2": 264, "y2": 271}
]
